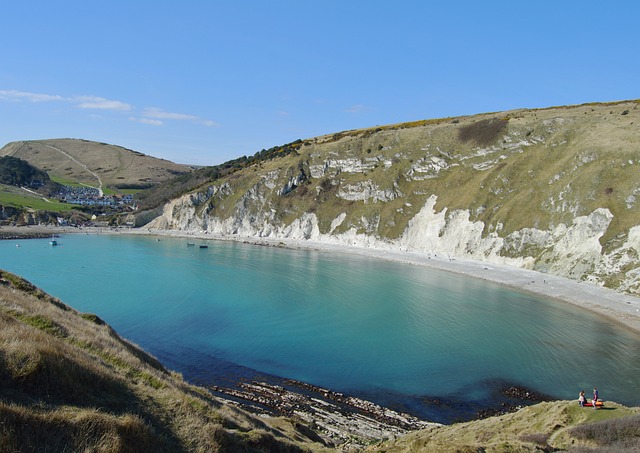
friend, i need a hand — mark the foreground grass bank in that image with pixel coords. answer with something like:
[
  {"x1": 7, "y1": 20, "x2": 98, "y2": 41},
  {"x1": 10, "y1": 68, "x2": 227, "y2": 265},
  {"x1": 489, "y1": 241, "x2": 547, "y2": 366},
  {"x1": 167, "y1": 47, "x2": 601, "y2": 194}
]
[
  {"x1": 367, "y1": 400, "x2": 640, "y2": 452},
  {"x1": 0, "y1": 270, "x2": 327, "y2": 452}
]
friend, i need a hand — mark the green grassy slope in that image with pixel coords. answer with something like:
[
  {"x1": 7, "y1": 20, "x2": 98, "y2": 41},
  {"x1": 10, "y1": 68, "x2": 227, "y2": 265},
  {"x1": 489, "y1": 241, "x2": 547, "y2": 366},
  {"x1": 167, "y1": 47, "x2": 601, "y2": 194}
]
[{"x1": 0, "y1": 183, "x2": 76, "y2": 212}]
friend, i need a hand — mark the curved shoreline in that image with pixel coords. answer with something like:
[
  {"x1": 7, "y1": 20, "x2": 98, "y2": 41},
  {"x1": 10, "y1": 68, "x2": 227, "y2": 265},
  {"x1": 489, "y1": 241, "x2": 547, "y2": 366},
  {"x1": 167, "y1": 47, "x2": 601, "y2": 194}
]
[
  {"x1": 146, "y1": 228, "x2": 640, "y2": 335},
  {"x1": 5, "y1": 224, "x2": 640, "y2": 335}
]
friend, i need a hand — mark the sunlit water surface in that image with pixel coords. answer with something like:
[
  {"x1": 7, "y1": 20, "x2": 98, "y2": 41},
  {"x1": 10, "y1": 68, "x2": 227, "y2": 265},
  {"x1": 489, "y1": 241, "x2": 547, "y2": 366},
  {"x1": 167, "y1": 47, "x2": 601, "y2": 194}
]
[{"x1": 2, "y1": 234, "x2": 639, "y2": 421}]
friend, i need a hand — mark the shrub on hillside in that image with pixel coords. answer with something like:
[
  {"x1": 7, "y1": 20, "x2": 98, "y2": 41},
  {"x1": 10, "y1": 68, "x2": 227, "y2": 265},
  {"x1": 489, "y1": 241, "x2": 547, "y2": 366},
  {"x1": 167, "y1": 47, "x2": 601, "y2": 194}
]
[
  {"x1": 458, "y1": 117, "x2": 509, "y2": 146},
  {"x1": 569, "y1": 414, "x2": 640, "y2": 452}
]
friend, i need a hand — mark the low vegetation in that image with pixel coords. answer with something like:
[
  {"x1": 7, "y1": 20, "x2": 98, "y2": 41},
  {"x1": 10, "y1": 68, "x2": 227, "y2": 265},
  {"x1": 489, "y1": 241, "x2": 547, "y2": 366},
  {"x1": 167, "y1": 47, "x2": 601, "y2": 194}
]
[
  {"x1": 368, "y1": 401, "x2": 640, "y2": 452},
  {"x1": 0, "y1": 155, "x2": 55, "y2": 191},
  {"x1": 457, "y1": 116, "x2": 509, "y2": 146},
  {"x1": 136, "y1": 140, "x2": 306, "y2": 210},
  {"x1": 569, "y1": 413, "x2": 640, "y2": 452}
]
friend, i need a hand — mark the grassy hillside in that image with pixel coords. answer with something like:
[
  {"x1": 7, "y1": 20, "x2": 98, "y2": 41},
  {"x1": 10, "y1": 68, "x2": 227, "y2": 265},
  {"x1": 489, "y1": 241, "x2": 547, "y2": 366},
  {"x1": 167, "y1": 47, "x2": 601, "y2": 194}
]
[
  {"x1": 148, "y1": 100, "x2": 640, "y2": 293},
  {"x1": 367, "y1": 400, "x2": 640, "y2": 452},
  {"x1": 0, "y1": 184, "x2": 75, "y2": 212},
  {"x1": 0, "y1": 270, "x2": 329, "y2": 452},
  {"x1": 266, "y1": 100, "x2": 640, "y2": 242},
  {"x1": 0, "y1": 138, "x2": 193, "y2": 190}
]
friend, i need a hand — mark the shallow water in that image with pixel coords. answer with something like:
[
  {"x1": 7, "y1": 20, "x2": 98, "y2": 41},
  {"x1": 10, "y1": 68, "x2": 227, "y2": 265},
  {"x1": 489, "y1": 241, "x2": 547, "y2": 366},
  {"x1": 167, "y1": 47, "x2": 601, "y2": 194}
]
[{"x1": 2, "y1": 234, "x2": 639, "y2": 421}]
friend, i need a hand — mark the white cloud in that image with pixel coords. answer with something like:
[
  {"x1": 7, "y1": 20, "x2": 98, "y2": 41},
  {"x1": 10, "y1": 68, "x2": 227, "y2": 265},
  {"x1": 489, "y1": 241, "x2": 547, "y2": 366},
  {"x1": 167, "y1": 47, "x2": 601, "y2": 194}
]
[
  {"x1": 73, "y1": 96, "x2": 132, "y2": 111},
  {"x1": 0, "y1": 88, "x2": 218, "y2": 127},
  {"x1": 143, "y1": 107, "x2": 198, "y2": 121},
  {"x1": 130, "y1": 117, "x2": 163, "y2": 126},
  {"x1": 142, "y1": 107, "x2": 219, "y2": 127},
  {"x1": 0, "y1": 90, "x2": 131, "y2": 112},
  {"x1": 345, "y1": 104, "x2": 367, "y2": 113},
  {"x1": 0, "y1": 89, "x2": 64, "y2": 102}
]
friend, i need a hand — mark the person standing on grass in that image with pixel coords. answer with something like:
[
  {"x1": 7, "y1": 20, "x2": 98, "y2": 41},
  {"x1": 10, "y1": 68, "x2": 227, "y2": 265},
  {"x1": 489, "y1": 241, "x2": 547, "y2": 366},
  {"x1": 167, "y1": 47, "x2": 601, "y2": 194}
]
[{"x1": 593, "y1": 387, "x2": 599, "y2": 409}]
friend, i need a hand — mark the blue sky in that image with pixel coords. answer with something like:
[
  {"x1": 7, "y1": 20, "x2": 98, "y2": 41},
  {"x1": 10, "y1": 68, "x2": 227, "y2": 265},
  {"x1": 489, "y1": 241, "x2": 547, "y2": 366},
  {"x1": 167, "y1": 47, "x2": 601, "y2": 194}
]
[{"x1": 1, "y1": 1, "x2": 638, "y2": 165}]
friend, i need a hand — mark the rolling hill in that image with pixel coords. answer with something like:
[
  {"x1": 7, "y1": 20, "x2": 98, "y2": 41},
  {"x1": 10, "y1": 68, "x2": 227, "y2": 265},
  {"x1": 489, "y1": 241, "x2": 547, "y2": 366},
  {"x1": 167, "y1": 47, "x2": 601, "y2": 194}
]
[{"x1": 0, "y1": 138, "x2": 193, "y2": 190}]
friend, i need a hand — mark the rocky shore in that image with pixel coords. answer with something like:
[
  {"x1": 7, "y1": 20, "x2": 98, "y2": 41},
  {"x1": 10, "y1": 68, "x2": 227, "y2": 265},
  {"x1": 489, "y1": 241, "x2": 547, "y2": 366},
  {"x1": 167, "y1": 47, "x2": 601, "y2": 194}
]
[
  {"x1": 209, "y1": 377, "x2": 555, "y2": 447},
  {"x1": 0, "y1": 230, "x2": 52, "y2": 240},
  {"x1": 211, "y1": 379, "x2": 436, "y2": 446}
]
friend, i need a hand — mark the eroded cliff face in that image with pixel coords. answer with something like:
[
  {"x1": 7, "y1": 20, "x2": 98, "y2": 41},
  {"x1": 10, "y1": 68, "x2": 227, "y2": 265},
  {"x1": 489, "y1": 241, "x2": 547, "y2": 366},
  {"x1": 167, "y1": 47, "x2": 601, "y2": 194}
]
[{"x1": 148, "y1": 101, "x2": 640, "y2": 294}]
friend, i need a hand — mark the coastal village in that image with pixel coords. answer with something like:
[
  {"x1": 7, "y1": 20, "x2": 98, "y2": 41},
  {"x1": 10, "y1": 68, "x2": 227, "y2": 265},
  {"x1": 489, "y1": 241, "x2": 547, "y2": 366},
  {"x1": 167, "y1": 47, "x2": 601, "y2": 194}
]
[{"x1": 57, "y1": 185, "x2": 134, "y2": 208}]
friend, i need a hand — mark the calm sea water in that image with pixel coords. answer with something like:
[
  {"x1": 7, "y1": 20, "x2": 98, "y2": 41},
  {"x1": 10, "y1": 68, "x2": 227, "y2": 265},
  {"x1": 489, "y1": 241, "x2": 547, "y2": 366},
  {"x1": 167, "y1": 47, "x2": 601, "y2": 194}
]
[{"x1": 2, "y1": 234, "x2": 639, "y2": 421}]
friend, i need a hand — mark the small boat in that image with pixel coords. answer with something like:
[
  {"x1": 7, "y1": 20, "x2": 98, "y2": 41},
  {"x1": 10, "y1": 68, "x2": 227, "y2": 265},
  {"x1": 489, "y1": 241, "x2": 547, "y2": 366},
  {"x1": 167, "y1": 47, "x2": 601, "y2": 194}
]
[
  {"x1": 199, "y1": 245, "x2": 208, "y2": 249},
  {"x1": 49, "y1": 236, "x2": 58, "y2": 246},
  {"x1": 187, "y1": 243, "x2": 195, "y2": 246}
]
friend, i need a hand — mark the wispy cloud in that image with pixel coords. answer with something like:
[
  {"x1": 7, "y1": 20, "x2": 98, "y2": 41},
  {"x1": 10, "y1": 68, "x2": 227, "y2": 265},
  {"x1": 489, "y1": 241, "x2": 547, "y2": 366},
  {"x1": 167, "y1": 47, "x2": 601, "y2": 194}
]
[
  {"x1": 345, "y1": 104, "x2": 368, "y2": 113},
  {"x1": 141, "y1": 107, "x2": 219, "y2": 127},
  {"x1": 0, "y1": 88, "x2": 219, "y2": 127},
  {"x1": 130, "y1": 117, "x2": 163, "y2": 126},
  {"x1": 0, "y1": 89, "x2": 64, "y2": 102},
  {"x1": 73, "y1": 95, "x2": 132, "y2": 111},
  {"x1": 0, "y1": 89, "x2": 131, "y2": 111}
]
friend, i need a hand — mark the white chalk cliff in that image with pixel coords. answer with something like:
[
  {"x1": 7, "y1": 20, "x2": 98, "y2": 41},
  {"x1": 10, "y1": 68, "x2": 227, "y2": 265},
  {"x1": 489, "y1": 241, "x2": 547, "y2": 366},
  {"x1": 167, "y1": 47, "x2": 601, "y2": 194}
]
[{"x1": 148, "y1": 101, "x2": 640, "y2": 295}]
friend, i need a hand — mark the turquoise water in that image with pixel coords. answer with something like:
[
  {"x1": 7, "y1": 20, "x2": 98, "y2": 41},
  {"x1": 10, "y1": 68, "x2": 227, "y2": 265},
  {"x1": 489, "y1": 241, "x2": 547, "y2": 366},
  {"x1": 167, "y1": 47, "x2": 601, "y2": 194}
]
[{"x1": 2, "y1": 234, "x2": 640, "y2": 420}]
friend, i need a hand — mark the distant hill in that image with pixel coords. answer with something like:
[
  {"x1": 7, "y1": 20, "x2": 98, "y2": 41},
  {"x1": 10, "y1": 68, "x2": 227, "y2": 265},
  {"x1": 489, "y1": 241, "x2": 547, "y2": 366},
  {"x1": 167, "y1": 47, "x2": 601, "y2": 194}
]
[{"x1": 0, "y1": 138, "x2": 193, "y2": 190}]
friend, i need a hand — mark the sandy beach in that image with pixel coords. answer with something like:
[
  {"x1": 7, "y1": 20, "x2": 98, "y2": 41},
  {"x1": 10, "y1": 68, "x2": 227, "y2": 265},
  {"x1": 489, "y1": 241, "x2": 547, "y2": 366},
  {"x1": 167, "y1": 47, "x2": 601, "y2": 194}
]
[{"x1": 4, "y1": 224, "x2": 640, "y2": 335}]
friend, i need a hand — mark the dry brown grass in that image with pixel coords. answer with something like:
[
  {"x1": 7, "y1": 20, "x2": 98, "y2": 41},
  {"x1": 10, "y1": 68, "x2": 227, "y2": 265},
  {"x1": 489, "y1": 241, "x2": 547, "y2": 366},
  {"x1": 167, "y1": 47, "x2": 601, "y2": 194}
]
[
  {"x1": 366, "y1": 401, "x2": 640, "y2": 452},
  {"x1": 0, "y1": 138, "x2": 192, "y2": 188},
  {"x1": 0, "y1": 270, "x2": 324, "y2": 452}
]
